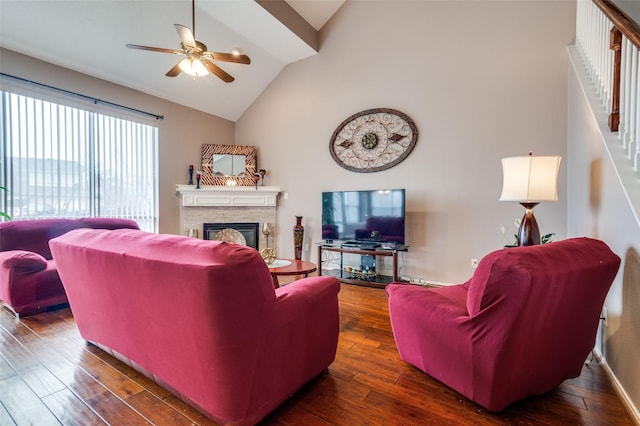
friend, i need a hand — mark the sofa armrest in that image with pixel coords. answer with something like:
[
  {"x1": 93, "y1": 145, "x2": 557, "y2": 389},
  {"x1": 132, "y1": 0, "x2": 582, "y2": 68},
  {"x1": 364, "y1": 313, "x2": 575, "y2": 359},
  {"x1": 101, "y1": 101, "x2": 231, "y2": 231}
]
[
  {"x1": 387, "y1": 283, "x2": 471, "y2": 323},
  {"x1": 273, "y1": 276, "x2": 341, "y2": 327},
  {"x1": 386, "y1": 283, "x2": 476, "y2": 379},
  {"x1": 275, "y1": 275, "x2": 340, "y2": 302},
  {"x1": 269, "y1": 276, "x2": 341, "y2": 385},
  {"x1": 386, "y1": 284, "x2": 474, "y2": 353},
  {"x1": 0, "y1": 250, "x2": 48, "y2": 273}
]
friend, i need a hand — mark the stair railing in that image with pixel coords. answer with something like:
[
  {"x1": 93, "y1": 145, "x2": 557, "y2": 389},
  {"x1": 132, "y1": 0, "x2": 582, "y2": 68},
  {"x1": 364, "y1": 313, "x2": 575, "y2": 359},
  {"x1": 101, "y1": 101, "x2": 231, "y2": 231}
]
[{"x1": 576, "y1": 0, "x2": 640, "y2": 171}]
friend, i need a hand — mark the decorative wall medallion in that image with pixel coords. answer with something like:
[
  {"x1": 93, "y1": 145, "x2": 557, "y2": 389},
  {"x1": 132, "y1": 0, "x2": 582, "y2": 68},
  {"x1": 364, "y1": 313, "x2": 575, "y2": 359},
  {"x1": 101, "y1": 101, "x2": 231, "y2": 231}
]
[{"x1": 329, "y1": 108, "x2": 418, "y2": 172}]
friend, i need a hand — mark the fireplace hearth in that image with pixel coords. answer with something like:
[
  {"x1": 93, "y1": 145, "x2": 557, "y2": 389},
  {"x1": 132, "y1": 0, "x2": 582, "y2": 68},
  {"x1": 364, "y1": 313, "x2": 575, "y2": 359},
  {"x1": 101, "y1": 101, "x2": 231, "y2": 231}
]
[{"x1": 204, "y1": 222, "x2": 259, "y2": 250}]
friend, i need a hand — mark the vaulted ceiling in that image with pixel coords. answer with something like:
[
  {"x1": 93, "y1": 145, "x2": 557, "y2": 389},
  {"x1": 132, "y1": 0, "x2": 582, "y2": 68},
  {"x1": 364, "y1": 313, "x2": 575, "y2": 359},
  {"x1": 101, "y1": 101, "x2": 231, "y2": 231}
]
[{"x1": 0, "y1": 0, "x2": 345, "y2": 121}]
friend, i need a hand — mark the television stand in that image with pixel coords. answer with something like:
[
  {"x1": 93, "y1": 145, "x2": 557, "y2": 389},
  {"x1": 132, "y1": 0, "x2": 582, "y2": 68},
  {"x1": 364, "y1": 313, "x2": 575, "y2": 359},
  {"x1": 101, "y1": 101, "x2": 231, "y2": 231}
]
[{"x1": 317, "y1": 244, "x2": 408, "y2": 288}]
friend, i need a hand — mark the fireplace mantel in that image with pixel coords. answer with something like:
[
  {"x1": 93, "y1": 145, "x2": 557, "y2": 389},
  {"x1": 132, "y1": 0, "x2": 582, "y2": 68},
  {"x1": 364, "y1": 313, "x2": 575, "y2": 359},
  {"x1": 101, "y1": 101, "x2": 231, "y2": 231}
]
[{"x1": 176, "y1": 185, "x2": 282, "y2": 207}]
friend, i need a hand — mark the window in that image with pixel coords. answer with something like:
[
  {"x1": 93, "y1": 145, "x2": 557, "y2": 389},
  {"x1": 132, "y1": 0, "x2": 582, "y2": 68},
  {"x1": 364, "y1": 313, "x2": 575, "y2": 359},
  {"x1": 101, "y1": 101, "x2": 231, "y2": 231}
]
[{"x1": 0, "y1": 89, "x2": 158, "y2": 232}]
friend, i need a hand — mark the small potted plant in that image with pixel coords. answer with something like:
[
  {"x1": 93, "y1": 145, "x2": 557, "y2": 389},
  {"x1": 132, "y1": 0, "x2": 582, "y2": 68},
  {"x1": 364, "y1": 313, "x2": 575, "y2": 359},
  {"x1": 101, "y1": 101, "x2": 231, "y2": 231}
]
[
  {"x1": 0, "y1": 185, "x2": 10, "y2": 221},
  {"x1": 503, "y1": 218, "x2": 554, "y2": 247}
]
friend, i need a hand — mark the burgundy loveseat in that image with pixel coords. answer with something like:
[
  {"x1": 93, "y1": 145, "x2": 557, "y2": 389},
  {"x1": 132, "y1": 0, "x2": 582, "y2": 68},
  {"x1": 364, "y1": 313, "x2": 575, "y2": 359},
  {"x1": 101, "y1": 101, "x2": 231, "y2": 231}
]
[
  {"x1": 386, "y1": 237, "x2": 620, "y2": 411},
  {"x1": 49, "y1": 228, "x2": 341, "y2": 425},
  {"x1": 0, "y1": 218, "x2": 139, "y2": 316}
]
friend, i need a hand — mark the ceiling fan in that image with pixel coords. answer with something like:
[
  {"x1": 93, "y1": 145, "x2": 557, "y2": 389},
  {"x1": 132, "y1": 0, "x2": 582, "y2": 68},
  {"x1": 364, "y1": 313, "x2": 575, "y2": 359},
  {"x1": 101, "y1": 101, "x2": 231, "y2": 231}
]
[{"x1": 125, "y1": 0, "x2": 250, "y2": 83}]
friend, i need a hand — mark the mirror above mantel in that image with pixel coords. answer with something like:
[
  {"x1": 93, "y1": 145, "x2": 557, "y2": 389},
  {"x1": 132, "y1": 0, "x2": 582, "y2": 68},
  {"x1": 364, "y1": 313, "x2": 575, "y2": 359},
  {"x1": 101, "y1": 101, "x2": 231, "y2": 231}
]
[
  {"x1": 201, "y1": 144, "x2": 257, "y2": 186},
  {"x1": 213, "y1": 154, "x2": 246, "y2": 177}
]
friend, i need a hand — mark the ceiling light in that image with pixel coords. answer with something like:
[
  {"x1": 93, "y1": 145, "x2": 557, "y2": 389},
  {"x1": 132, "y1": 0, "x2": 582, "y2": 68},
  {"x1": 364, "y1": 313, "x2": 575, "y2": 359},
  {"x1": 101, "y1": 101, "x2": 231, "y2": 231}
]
[
  {"x1": 230, "y1": 47, "x2": 241, "y2": 56},
  {"x1": 179, "y1": 57, "x2": 209, "y2": 77}
]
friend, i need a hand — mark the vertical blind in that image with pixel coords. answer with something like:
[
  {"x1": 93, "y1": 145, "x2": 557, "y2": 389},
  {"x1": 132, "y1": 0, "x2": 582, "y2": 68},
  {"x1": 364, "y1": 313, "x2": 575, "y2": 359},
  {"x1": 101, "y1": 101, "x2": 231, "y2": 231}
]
[{"x1": 0, "y1": 90, "x2": 158, "y2": 232}]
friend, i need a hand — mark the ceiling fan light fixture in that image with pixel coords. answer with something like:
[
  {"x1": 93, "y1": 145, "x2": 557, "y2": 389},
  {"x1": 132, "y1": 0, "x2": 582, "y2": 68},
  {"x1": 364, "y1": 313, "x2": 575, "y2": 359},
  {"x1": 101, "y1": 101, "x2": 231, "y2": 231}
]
[
  {"x1": 126, "y1": 0, "x2": 249, "y2": 82},
  {"x1": 179, "y1": 57, "x2": 209, "y2": 77}
]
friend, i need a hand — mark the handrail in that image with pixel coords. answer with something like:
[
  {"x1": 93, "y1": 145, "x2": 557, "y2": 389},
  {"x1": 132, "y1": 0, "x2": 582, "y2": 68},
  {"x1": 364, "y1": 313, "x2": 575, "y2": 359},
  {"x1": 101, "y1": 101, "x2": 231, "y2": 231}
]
[
  {"x1": 590, "y1": 0, "x2": 640, "y2": 134},
  {"x1": 594, "y1": 0, "x2": 640, "y2": 49},
  {"x1": 572, "y1": 0, "x2": 640, "y2": 233}
]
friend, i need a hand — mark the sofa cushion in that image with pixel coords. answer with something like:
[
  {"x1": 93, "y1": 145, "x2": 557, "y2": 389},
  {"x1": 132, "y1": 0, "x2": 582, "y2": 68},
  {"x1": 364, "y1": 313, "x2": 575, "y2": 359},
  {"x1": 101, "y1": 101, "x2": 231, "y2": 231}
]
[
  {"x1": 0, "y1": 262, "x2": 66, "y2": 314},
  {"x1": 1, "y1": 251, "x2": 48, "y2": 273}
]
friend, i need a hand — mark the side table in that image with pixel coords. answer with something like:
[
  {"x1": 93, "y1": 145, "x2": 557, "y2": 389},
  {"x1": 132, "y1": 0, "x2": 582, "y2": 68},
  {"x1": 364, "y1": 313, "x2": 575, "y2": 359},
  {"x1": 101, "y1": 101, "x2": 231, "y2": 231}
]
[{"x1": 268, "y1": 259, "x2": 317, "y2": 288}]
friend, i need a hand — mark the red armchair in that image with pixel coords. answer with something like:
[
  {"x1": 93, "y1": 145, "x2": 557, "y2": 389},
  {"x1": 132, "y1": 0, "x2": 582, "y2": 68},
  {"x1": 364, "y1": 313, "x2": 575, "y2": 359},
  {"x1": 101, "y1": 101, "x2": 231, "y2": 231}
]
[
  {"x1": 0, "y1": 218, "x2": 139, "y2": 316},
  {"x1": 50, "y1": 228, "x2": 341, "y2": 425},
  {"x1": 386, "y1": 237, "x2": 621, "y2": 411}
]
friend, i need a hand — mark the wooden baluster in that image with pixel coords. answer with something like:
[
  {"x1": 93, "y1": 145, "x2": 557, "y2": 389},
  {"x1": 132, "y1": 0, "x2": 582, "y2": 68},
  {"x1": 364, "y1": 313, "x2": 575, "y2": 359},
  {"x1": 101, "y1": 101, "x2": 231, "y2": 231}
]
[
  {"x1": 620, "y1": 37, "x2": 629, "y2": 145},
  {"x1": 634, "y1": 45, "x2": 640, "y2": 171},
  {"x1": 609, "y1": 27, "x2": 622, "y2": 131},
  {"x1": 628, "y1": 44, "x2": 638, "y2": 158}
]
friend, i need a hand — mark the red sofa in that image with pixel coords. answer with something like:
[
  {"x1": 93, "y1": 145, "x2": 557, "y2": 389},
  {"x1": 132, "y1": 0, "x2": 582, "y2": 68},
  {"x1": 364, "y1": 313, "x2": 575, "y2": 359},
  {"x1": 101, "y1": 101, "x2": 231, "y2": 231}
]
[
  {"x1": 0, "y1": 218, "x2": 139, "y2": 316},
  {"x1": 49, "y1": 228, "x2": 341, "y2": 425},
  {"x1": 386, "y1": 237, "x2": 621, "y2": 411}
]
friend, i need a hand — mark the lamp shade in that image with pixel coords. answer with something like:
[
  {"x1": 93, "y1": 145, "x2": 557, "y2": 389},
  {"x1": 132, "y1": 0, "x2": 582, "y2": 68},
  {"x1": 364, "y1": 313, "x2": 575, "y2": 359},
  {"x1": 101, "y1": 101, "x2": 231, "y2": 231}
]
[{"x1": 500, "y1": 155, "x2": 561, "y2": 202}]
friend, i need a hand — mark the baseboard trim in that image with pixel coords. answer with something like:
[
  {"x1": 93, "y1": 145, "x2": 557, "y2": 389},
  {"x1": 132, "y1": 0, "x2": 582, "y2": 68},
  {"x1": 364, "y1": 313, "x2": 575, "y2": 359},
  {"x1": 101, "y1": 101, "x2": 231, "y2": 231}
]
[{"x1": 593, "y1": 350, "x2": 640, "y2": 425}]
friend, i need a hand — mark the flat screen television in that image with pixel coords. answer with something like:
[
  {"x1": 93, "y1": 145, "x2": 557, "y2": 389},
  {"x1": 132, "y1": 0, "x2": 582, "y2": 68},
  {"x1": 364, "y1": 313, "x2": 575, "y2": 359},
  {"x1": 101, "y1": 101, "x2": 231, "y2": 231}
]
[{"x1": 321, "y1": 189, "x2": 405, "y2": 245}]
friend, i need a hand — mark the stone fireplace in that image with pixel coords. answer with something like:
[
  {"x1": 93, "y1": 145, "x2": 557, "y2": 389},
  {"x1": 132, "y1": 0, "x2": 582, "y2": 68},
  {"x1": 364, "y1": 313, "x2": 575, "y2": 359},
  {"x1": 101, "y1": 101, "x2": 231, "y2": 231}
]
[{"x1": 176, "y1": 185, "x2": 281, "y2": 252}]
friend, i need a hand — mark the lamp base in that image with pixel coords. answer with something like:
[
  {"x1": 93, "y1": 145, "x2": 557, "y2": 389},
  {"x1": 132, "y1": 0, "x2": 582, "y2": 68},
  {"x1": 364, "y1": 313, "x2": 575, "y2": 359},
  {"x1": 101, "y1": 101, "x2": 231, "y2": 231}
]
[{"x1": 518, "y1": 202, "x2": 540, "y2": 246}]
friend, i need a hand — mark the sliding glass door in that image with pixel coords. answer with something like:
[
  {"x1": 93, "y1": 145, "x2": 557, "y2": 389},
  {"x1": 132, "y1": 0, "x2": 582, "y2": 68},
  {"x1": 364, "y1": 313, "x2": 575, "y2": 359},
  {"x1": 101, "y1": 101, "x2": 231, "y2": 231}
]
[{"x1": 0, "y1": 90, "x2": 158, "y2": 232}]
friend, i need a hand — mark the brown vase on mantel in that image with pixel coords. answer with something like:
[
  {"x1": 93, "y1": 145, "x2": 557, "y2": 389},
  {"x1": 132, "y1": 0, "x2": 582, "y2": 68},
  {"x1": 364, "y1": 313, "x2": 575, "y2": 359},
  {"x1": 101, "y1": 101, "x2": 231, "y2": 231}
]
[{"x1": 293, "y1": 216, "x2": 304, "y2": 260}]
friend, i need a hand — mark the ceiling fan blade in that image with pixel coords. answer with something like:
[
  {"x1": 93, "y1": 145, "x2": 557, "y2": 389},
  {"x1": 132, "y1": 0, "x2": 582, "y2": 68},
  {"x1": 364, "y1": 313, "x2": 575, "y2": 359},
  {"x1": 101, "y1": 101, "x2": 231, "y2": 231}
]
[
  {"x1": 126, "y1": 44, "x2": 184, "y2": 55},
  {"x1": 174, "y1": 24, "x2": 196, "y2": 50},
  {"x1": 202, "y1": 59, "x2": 234, "y2": 83},
  {"x1": 203, "y1": 52, "x2": 251, "y2": 65},
  {"x1": 165, "y1": 62, "x2": 182, "y2": 77}
]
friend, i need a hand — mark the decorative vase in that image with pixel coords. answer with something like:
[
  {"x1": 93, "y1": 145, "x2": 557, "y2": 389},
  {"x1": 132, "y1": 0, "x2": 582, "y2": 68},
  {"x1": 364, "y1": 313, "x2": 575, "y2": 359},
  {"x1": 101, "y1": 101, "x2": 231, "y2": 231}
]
[{"x1": 293, "y1": 216, "x2": 304, "y2": 260}]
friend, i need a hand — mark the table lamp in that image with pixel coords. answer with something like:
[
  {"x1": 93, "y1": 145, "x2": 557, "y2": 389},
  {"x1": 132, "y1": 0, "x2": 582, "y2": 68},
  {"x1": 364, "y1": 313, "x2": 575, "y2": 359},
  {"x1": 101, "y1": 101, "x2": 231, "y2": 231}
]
[{"x1": 499, "y1": 152, "x2": 561, "y2": 246}]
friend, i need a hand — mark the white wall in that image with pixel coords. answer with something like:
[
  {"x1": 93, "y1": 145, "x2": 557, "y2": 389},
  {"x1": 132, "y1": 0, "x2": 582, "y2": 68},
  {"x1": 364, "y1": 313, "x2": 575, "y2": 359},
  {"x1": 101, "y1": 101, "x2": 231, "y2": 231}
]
[
  {"x1": 0, "y1": 48, "x2": 235, "y2": 235},
  {"x1": 236, "y1": 0, "x2": 576, "y2": 284},
  {"x1": 567, "y1": 48, "x2": 640, "y2": 419}
]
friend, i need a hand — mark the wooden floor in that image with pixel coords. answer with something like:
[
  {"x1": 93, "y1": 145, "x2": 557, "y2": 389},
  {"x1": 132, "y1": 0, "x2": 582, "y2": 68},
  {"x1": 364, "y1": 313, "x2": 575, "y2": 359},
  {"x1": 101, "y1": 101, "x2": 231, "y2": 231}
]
[{"x1": 0, "y1": 282, "x2": 634, "y2": 425}]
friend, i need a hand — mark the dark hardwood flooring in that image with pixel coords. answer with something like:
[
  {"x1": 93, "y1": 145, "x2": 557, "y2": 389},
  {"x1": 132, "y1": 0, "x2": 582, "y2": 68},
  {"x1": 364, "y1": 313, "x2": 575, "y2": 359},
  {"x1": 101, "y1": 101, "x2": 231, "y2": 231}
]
[{"x1": 0, "y1": 282, "x2": 634, "y2": 425}]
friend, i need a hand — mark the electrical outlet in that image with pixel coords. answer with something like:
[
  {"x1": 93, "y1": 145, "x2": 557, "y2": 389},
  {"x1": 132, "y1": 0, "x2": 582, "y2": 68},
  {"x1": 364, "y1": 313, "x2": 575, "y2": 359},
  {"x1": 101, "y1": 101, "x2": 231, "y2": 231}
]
[
  {"x1": 471, "y1": 258, "x2": 479, "y2": 269},
  {"x1": 304, "y1": 243, "x2": 309, "y2": 252},
  {"x1": 602, "y1": 307, "x2": 608, "y2": 326}
]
